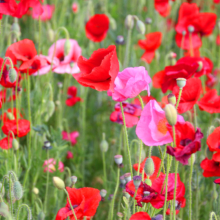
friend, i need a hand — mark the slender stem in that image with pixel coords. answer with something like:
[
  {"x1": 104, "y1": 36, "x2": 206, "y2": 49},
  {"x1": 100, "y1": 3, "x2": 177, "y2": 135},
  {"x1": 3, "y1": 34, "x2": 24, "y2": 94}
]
[
  {"x1": 157, "y1": 146, "x2": 166, "y2": 177},
  {"x1": 16, "y1": 204, "x2": 32, "y2": 220},
  {"x1": 110, "y1": 167, "x2": 120, "y2": 220},
  {"x1": 133, "y1": 190, "x2": 137, "y2": 214},
  {"x1": 194, "y1": 105, "x2": 197, "y2": 129},
  {"x1": 120, "y1": 102, "x2": 133, "y2": 177},
  {"x1": 123, "y1": 28, "x2": 132, "y2": 69},
  {"x1": 102, "y1": 151, "x2": 107, "y2": 188},
  {"x1": 176, "y1": 88, "x2": 182, "y2": 110},
  {"x1": 209, "y1": 211, "x2": 218, "y2": 220},
  {"x1": 189, "y1": 153, "x2": 194, "y2": 220},
  {"x1": 64, "y1": 189, "x2": 77, "y2": 220},
  {"x1": 44, "y1": 150, "x2": 49, "y2": 213}
]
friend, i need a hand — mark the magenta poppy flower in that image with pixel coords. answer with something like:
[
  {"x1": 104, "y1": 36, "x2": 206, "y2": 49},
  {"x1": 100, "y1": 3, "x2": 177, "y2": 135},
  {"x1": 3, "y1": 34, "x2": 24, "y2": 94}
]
[
  {"x1": 66, "y1": 151, "x2": 73, "y2": 159},
  {"x1": 110, "y1": 66, "x2": 151, "y2": 102},
  {"x1": 66, "y1": 86, "x2": 81, "y2": 106},
  {"x1": 62, "y1": 131, "x2": 79, "y2": 146},
  {"x1": 48, "y1": 39, "x2": 81, "y2": 74},
  {"x1": 32, "y1": 4, "x2": 55, "y2": 21},
  {"x1": 43, "y1": 158, "x2": 64, "y2": 173},
  {"x1": 136, "y1": 100, "x2": 184, "y2": 146}
]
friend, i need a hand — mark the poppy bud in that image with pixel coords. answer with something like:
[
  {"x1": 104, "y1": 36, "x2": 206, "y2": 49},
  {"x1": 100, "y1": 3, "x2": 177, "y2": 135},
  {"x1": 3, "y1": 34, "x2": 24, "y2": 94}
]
[
  {"x1": 145, "y1": 18, "x2": 152, "y2": 24},
  {"x1": 208, "y1": 125, "x2": 215, "y2": 135},
  {"x1": 53, "y1": 177, "x2": 65, "y2": 190},
  {"x1": 125, "y1": 15, "x2": 134, "y2": 29},
  {"x1": 117, "y1": 212, "x2": 123, "y2": 218},
  {"x1": 11, "y1": 22, "x2": 21, "y2": 37},
  {"x1": 109, "y1": 17, "x2": 117, "y2": 31},
  {"x1": 32, "y1": 187, "x2": 39, "y2": 195},
  {"x1": 188, "y1": 153, "x2": 196, "y2": 165},
  {"x1": 164, "y1": 104, "x2": 177, "y2": 126},
  {"x1": 37, "y1": 211, "x2": 45, "y2": 220},
  {"x1": 115, "y1": 35, "x2": 125, "y2": 45},
  {"x1": 70, "y1": 176, "x2": 77, "y2": 185},
  {"x1": 136, "y1": 20, "x2": 145, "y2": 35},
  {"x1": 8, "y1": 68, "x2": 17, "y2": 83},
  {"x1": 13, "y1": 181, "x2": 23, "y2": 200},
  {"x1": 133, "y1": 175, "x2": 142, "y2": 190},
  {"x1": 124, "y1": 173, "x2": 131, "y2": 182},
  {"x1": 0, "y1": 202, "x2": 9, "y2": 217},
  {"x1": 188, "y1": 25, "x2": 194, "y2": 33},
  {"x1": 12, "y1": 139, "x2": 19, "y2": 150},
  {"x1": 100, "y1": 189, "x2": 107, "y2": 201},
  {"x1": 135, "y1": 149, "x2": 146, "y2": 162},
  {"x1": 145, "y1": 178, "x2": 152, "y2": 186},
  {"x1": 45, "y1": 100, "x2": 55, "y2": 121},
  {"x1": 206, "y1": 147, "x2": 213, "y2": 160},
  {"x1": 176, "y1": 78, "x2": 186, "y2": 89},
  {"x1": 196, "y1": 61, "x2": 203, "y2": 72},
  {"x1": 167, "y1": 93, "x2": 176, "y2": 105},
  {"x1": 114, "y1": 155, "x2": 123, "y2": 167},
  {"x1": 100, "y1": 134, "x2": 109, "y2": 152},
  {"x1": 47, "y1": 29, "x2": 55, "y2": 42},
  {"x1": 64, "y1": 39, "x2": 71, "y2": 56},
  {"x1": 144, "y1": 157, "x2": 155, "y2": 177}
]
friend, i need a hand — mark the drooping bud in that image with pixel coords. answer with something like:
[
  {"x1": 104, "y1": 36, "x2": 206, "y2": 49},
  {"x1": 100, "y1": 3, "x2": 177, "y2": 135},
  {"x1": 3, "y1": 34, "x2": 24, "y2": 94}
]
[
  {"x1": 164, "y1": 104, "x2": 177, "y2": 126},
  {"x1": 37, "y1": 211, "x2": 45, "y2": 220},
  {"x1": 47, "y1": 29, "x2": 55, "y2": 42},
  {"x1": 145, "y1": 178, "x2": 152, "y2": 186},
  {"x1": 167, "y1": 93, "x2": 176, "y2": 105},
  {"x1": 133, "y1": 175, "x2": 142, "y2": 190},
  {"x1": 8, "y1": 68, "x2": 17, "y2": 83},
  {"x1": 53, "y1": 177, "x2": 65, "y2": 190},
  {"x1": 206, "y1": 147, "x2": 213, "y2": 160},
  {"x1": 32, "y1": 187, "x2": 39, "y2": 195},
  {"x1": 109, "y1": 17, "x2": 117, "y2": 31},
  {"x1": 114, "y1": 155, "x2": 123, "y2": 167},
  {"x1": 188, "y1": 25, "x2": 194, "y2": 33},
  {"x1": 6, "y1": 112, "x2": 15, "y2": 120},
  {"x1": 100, "y1": 133, "x2": 109, "y2": 152},
  {"x1": 115, "y1": 35, "x2": 125, "y2": 45},
  {"x1": 124, "y1": 173, "x2": 131, "y2": 183},
  {"x1": 196, "y1": 61, "x2": 203, "y2": 72},
  {"x1": 176, "y1": 78, "x2": 186, "y2": 89},
  {"x1": 100, "y1": 189, "x2": 107, "y2": 201},
  {"x1": 44, "y1": 100, "x2": 55, "y2": 121},
  {"x1": 136, "y1": 20, "x2": 145, "y2": 34},
  {"x1": 11, "y1": 22, "x2": 21, "y2": 37},
  {"x1": 64, "y1": 40, "x2": 71, "y2": 56},
  {"x1": 13, "y1": 181, "x2": 23, "y2": 200},
  {"x1": 0, "y1": 202, "x2": 9, "y2": 217},
  {"x1": 12, "y1": 139, "x2": 19, "y2": 150},
  {"x1": 144, "y1": 157, "x2": 155, "y2": 177},
  {"x1": 125, "y1": 15, "x2": 134, "y2": 29}
]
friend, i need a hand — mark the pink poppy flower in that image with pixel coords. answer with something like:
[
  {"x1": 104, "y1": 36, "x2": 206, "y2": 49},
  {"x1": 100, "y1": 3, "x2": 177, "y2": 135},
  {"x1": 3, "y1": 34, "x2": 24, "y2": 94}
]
[
  {"x1": 32, "y1": 5, "x2": 55, "y2": 21},
  {"x1": 72, "y1": 2, "x2": 78, "y2": 13},
  {"x1": 110, "y1": 66, "x2": 151, "y2": 102},
  {"x1": 136, "y1": 100, "x2": 184, "y2": 146},
  {"x1": 43, "y1": 158, "x2": 64, "y2": 173},
  {"x1": 62, "y1": 131, "x2": 79, "y2": 146},
  {"x1": 48, "y1": 39, "x2": 81, "y2": 74},
  {"x1": 66, "y1": 151, "x2": 73, "y2": 159}
]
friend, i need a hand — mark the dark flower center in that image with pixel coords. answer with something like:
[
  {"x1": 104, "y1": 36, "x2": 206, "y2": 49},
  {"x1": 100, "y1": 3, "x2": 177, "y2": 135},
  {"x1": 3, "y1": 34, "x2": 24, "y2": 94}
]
[
  {"x1": 180, "y1": 138, "x2": 192, "y2": 146},
  {"x1": 0, "y1": 0, "x2": 5, "y2": 2}
]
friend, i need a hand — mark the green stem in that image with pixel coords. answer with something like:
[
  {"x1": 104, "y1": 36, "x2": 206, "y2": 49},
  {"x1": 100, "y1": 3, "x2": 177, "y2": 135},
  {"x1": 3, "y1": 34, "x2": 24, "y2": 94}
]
[
  {"x1": 176, "y1": 88, "x2": 182, "y2": 110},
  {"x1": 209, "y1": 211, "x2": 218, "y2": 220},
  {"x1": 64, "y1": 189, "x2": 78, "y2": 220},
  {"x1": 133, "y1": 190, "x2": 137, "y2": 214},
  {"x1": 44, "y1": 150, "x2": 49, "y2": 213},
  {"x1": 120, "y1": 102, "x2": 133, "y2": 177},
  {"x1": 102, "y1": 151, "x2": 107, "y2": 188},
  {"x1": 194, "y1": 105, "x2": 197, "y2": 129},
  {"x1": 123, "y1": 28, "x2": 132, "y2": 69},
  {"x1": 16, "y1": 204, "x2": 32, "y2": 220},
  {"x1": 189, "y1": 153, "x2": 194, "y2": 220}
]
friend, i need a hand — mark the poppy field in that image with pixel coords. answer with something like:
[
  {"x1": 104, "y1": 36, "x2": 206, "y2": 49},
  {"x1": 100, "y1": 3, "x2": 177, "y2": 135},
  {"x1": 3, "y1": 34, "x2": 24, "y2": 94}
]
[{"x1": 0, "y1": 0, "x2": 220, "y2": 219}]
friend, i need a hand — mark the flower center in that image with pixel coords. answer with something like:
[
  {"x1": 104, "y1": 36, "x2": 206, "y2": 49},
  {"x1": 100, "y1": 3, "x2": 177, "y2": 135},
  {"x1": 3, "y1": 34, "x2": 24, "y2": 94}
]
[
  {"x1": 180, "y1": 138, "x2": 192, "y2": 146},
  {"x1": 157, "y1": 118, "x2": 168, "y2": 135}
]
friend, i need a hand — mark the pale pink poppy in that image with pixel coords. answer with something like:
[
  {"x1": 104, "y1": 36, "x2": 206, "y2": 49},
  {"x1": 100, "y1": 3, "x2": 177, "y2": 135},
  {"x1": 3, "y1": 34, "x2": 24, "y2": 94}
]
[
  {"x1": 62, "y1": 131, "x2": 79, "y2": 146},
  {"x1": 32, "y1": 5, "x2": 55, "y2": 21},
  {"x1": 32, "y1": 55, "x2": 59, "y2": 76},
  {"x1": 72, "y1": 2, "x2": 78, "y2": 13},
  {"x1": 136, "y1": 100, "x2": 184, "y2": 146},
  {"x1": 66, "y1": 151, "x2": 73, "y2": 159},
  {"x1": 48, "y1": 39, "x2": 81, "y2": 74},
  {"x1": 110, "y1": 66, "x2": 151, "y2": 102},
  {"x1": 43, "y1": 158, "x2": 64, "y2": 173}
]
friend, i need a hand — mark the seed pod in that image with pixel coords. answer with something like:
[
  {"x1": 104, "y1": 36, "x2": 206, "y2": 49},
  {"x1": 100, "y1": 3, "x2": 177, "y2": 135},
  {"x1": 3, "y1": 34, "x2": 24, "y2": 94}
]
[
  {"x1": 114, "y1": 155, "x2": 123, "y2": 166},
  {"x1": 53, "y1": 177, "x2": 65, "y2": 190},
  {"x1": 133, "y1": 175, "x2": 142, "y2": 190},
  {"x1": 164, "y1": 104, "x2": 177, "y2": 126},
  {"x1": 176, "y1": 78, "x2": 186, "y2": 89},
  {"x1": 144, "y1": 157, "x2": 155, "y2": 177},
  {"x1": 13, "y1": 181, "x2": 23, "y2": 200}
]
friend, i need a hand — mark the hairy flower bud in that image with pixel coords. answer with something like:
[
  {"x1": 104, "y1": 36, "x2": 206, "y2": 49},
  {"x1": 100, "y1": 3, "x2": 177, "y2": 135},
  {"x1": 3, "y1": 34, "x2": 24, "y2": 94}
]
[
  {"x1": 164, "y1": 104, "x2": 177, "y2": 126},
  {"x1": 53, "y1": 177, "x2": 65, "y2": 190},
  {"x1": 11, "y1": 22, "x2": 21, "y2": 37},
  {"x1": 12, "y1": 139, "x2": 19, "y2": 150},
  {"x1": 100, "y1": 140, "x2": 108, "y2": 152},
  {"x1": 0, "y1": 202, "x2": 9, "y2": 217},
  {"x1": 8, "y1": 68, "x2": 17, "y2": 83},
  {"x1": 37, "y1": 211, "x2": 45, "y2": 220},
  {"x1": 6, "y1": 112, "x2": 15, "y2": 120},
  {"x1": 136, "y1": 20, "x2": 145, "y2": 34},
  {"x1": 32, "y1": 187, "x2": 39, "y2": 195},
  {"x1": 44, "y1": 100, "x2": 55, "y2": 121},
  {"x1": 47, "y1": 29, "x2": 55, "y2": 42},
  {"x1": 125, "y1": 15, "x2": 134, "y2": 29},
  {"x1": 144, "y1": 157, "x2": 155, "y2": 177},
  {"x1": 145, "y1": 178, "x2": 152, "y2": 186},
  {"x1": 13, "y1": 181, "x2": 23, "y2": 200}
]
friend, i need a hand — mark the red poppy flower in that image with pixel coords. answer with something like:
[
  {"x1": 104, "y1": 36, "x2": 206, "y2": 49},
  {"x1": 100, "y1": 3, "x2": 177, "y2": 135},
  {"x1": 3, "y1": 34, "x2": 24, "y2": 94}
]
[
  {"x1": 66, "y1": 86, "x2": 81, "y2": 106},
  {"x1": 153, "y1": 62, "x2": 198, "y2": 93},
  {"x1": 138, "y1": 32, "x2": 162, "y2": 64},
  {"x1": 130, "y1": 212, "x2": 151, "y2": 220},
  {"x1": 110, "y1": 102, "x2": 141, "y2": 128},
  {"x1": 176, "y1": 56, "x2": 213, "y2": 77},
  {"x1": 1, "y1": 108, "x2": 23, "y2": 123},
  {"x1": 85, "y1": 14, "x2": 109, "y2": 42},
  {"x1": 172, "y1": 78, "x2": 202, "y2": 114},
  {"x1": 214, "y1": 179, "x2": 220, "y2": 184},
  {"x1": 5, "y1": 39, "x2": 37, "y2": 66},
  {"x1": 133, "y1": 156, "x2": 162, "y2": 181},
  {"x1": 74, "y1": 45, "x2": 119, "y2": 91},
  {"x1": 207, "y1": 127, "x2": 220, "y2": 152},
  {"x1": 55, "y1": 187, "x2": 101, "y2": 220},
  {"x1": 0, "y1": 137, "x2": 13, "y2": 149},
  {"x1": 0, "y1": 0, "x2": 43, "y2": 18},
  {"x1": 133, "y1": 95, "x2": 156, "y2": 106},
  {"x1": 2, "y1": 119, "x2": 30, "y2": 137},
  {"x1": 154, "y1": 0, "x2": 170, "y2": 17},
  {"x1": 166, "y1": 197, "x2": 186, "y2": 215},
  {"x1": 175, "y1": 3, "x2": 217, "y2": 50},
  {"x1": 197, "y1": 89, "x2": 220, "y2": 114},
  {"x1": 167, "y1": 122, "x2": 203, "y2": 165},
  {"x1": 201, "y1": 156, "x2": 220, "y2": 177},
  {"x1": 184, "y1": 48, "x2": 200, "y2": 57}
]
